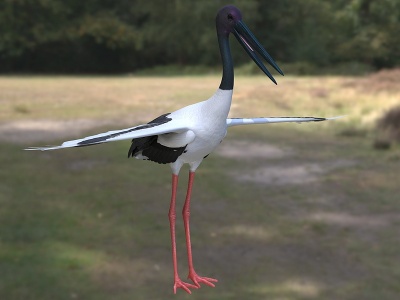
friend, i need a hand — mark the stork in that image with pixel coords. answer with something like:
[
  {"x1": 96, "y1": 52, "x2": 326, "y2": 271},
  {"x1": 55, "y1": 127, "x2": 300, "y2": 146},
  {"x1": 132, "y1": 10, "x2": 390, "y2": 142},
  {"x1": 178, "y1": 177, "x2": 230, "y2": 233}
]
[{"x1": 26, "y1": 5, "x2": 339, "y2": 294}]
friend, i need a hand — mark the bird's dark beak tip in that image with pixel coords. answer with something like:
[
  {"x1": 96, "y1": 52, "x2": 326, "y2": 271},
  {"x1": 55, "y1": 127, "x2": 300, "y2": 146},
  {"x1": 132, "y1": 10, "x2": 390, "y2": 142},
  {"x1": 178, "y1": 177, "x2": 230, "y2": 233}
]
[
  {"x1": 275, "y1": 66, "x2": 285, "y2": 77},
  {"x1": 234, "y1": 21, "x2": 284, "y2": 84}
]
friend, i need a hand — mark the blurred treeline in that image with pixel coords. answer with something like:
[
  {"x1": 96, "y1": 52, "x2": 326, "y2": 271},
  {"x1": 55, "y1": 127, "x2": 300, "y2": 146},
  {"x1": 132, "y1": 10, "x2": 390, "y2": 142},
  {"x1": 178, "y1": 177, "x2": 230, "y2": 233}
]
[{"x1": 1, "y1": 0, "x2": 399, "y2": 73}]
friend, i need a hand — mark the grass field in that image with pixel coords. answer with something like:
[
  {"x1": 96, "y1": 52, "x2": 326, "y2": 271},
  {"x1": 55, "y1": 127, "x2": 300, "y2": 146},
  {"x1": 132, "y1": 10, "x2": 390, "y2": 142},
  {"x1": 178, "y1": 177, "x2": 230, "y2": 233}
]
[{"x1": 1, "y1": 71, "x2": 400, "y2": 299}]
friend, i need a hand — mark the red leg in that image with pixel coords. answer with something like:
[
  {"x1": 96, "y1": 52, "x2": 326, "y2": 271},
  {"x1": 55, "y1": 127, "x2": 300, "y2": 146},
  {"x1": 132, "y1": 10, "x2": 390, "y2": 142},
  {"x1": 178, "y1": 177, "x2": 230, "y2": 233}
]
[
  {"x1": 168, "y1": 174, "x2": 198, "y2": 294},
  {"x1": 182, "y1": 171, "x2": 218, "y2": 288}
]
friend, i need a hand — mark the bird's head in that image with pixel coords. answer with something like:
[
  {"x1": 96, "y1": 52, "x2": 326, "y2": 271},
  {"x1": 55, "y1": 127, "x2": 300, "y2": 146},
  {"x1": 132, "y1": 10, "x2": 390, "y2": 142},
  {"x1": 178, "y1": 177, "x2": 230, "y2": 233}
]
[
  {"x1": 216, "y1": 5, "x2": 284, "y2": 84},
  {"x1": 215, "y1": 5, "x2": 242, "y2": 36}
]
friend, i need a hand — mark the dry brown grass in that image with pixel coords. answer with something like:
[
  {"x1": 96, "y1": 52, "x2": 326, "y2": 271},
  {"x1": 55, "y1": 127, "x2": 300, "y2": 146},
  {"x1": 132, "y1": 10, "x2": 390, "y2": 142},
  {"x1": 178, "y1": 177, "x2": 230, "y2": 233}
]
[{"x1": 1, "y1": 71, "x2": 399, "y2": 144}]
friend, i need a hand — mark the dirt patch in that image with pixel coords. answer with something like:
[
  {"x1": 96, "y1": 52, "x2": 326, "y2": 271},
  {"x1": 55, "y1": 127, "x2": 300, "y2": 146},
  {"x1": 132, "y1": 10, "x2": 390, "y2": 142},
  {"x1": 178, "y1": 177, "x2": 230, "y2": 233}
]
[
  {"x1": 235, "y1": 160, "x2": 354, "y2": 186},
  {"x1": 237, "y1": 163, "x2": 324, "y2": 185},
  {"x1": 214, "y1": 224, "x2": 274, "y2": 241},
  {"x1": 0, "y1": 119, "x2": 123, "y2": 144},
  {"x1": 91, "y1": 257, "x2": 165, "y2": 292},
  {"x1": 218, "y1": 140, "x2": 355, "y2": 186},
  {"x1": 217, "y1": 140, "x2": 291, "y2": 160},
  {"x1": 309, "y1": 212, "x2": 400, "y2": 228},
  {"x1": 67, "y1": 159, "x2": 109, "y2": 171}
]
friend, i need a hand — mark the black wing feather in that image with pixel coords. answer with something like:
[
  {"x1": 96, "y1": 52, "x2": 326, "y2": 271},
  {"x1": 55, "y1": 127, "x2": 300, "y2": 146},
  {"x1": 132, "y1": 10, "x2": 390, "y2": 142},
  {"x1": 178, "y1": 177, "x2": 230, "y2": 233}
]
[{"x1": 127, "y1": 113, "x2": 187, "y2": 164}]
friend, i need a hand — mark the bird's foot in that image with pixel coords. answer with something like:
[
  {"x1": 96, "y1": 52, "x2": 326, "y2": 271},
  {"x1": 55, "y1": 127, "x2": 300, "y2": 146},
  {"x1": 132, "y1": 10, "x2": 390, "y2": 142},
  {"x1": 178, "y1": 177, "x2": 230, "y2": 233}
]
[
  {"x1": 173, "y1": 277, "x2": 199, "y2": 294},
  {"x1": 188, "y1": 270, "x2": 218, "y2": 288}
]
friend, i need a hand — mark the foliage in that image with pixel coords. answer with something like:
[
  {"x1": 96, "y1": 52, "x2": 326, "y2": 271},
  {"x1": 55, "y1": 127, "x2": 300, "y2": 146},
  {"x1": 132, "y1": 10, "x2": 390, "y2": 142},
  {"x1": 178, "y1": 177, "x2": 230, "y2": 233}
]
[
  {"x1": 374, "y1": 105, "x2": 400, "y2": 149},
  {"x1": 0, "y1": 0, "x2": 399, "y2": 73},
  {"x1": 334, "y1": 0, "x2": 400, "y2": 68}
]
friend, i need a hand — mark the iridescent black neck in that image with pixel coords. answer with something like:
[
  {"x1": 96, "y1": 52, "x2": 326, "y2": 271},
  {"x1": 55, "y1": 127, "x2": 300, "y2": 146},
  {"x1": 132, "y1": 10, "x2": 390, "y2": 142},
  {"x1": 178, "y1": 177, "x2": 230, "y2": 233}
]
[{"x1": 218, "y1": 35, "x2": 234, "y2": 90}]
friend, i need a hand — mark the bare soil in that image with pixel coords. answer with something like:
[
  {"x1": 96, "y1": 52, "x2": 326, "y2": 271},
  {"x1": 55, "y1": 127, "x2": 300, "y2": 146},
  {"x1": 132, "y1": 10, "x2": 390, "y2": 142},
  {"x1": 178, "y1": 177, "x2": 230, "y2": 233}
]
[
  {"x1": 0, "y1": 119, "x2": 128, "y2": 144},
  {"x1": 217, "y1": 140, "x2": 355, "y2": 185}
]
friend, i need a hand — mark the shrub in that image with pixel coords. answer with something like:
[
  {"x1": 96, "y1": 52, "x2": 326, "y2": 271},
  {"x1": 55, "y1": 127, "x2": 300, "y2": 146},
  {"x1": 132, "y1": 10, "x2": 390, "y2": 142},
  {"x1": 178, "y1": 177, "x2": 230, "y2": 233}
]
[{"x1": 374, "y1": 106, "x2": 400, "y2": 149}]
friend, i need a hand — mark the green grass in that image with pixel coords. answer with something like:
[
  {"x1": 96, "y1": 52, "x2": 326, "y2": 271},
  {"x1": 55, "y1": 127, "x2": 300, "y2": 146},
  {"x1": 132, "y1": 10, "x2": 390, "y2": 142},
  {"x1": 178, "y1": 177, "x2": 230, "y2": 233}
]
[{"x1": 1, "y1": 74, "x2": 400, "y2": 299}]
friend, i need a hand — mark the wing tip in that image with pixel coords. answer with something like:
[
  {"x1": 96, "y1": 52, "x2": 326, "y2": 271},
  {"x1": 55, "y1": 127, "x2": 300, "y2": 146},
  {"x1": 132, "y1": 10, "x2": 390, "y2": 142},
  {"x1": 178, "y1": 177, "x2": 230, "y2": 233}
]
[
  {"x1": 24, "y1": 145, "x2": 62, "y2": 151},
  {"x1": 326, "y1": 115, "x2": 347, "y2": 121},
  {"x1": 24, "y1": 147, "x2": 40, "y2": 151},
  {"x1": 24, "y1": 146, "x2": 47, "y2": 151}
]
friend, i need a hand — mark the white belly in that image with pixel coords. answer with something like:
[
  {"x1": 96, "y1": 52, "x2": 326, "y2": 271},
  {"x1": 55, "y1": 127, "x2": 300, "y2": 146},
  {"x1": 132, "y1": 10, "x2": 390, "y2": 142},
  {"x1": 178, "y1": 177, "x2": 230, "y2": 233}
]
[
  {"x1": 179, "y1": 125, "x2": 227, "y2": 163},
  {"x1": 163, "y1": 88, "x2": 233, "y2": 172}
]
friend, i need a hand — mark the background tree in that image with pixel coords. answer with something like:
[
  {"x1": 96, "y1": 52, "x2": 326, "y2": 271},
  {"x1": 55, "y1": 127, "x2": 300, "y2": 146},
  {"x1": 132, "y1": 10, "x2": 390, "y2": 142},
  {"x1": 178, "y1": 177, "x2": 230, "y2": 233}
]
[{"x1": 0, "y1": 0, "x2": 398, "y2": 73}]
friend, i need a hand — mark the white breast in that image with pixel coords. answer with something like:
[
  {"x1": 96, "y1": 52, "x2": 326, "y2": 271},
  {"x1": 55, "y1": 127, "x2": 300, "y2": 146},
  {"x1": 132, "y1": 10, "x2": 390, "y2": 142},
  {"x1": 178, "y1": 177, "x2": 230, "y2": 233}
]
[{"x1": 164, "y1": 89, "x2": 233, "y2": 164}]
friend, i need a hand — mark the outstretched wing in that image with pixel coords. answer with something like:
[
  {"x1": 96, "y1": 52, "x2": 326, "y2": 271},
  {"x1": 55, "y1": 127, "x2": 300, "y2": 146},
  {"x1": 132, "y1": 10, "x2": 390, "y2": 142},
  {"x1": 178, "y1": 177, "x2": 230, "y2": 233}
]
[
  {"x1": 25, "y1": 115, "x2": 190, "y2": 151},
  {"x1": 226, "y1": 116, "x2": 343, "y2": 127}
]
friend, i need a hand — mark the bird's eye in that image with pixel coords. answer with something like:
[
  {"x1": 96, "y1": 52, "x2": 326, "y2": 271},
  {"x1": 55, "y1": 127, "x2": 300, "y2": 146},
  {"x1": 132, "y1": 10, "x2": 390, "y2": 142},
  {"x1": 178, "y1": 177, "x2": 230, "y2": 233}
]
[{"x1": 227, "y1": 14, "x2": 233, "y2": 21}]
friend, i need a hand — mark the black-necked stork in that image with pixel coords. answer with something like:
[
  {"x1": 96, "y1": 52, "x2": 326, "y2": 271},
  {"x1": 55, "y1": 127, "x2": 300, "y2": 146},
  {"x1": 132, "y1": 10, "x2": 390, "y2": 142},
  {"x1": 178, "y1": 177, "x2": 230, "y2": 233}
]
[{"x1": 26, "y1": 5, "x2": 339, "y2": 294}]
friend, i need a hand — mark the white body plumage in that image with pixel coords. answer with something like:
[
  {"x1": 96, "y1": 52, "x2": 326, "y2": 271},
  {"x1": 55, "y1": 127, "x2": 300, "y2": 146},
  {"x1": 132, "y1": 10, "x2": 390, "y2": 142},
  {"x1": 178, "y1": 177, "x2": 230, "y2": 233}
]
[{"x1": 158, "y1": 89, "x2": 232, "y2": 173}]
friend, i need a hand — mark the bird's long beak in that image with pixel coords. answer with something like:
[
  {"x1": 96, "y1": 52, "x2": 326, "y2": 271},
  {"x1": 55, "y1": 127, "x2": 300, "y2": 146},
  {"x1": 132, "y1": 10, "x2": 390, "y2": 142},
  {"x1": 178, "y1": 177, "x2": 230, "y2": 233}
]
[{"x1": 233, "y1": 20, "x2": 284, "y2": 84}]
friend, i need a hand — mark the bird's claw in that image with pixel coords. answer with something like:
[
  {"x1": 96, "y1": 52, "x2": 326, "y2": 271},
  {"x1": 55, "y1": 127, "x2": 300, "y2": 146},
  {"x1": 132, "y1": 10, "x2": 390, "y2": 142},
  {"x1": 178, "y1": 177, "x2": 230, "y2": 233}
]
[
  {"x1": 188, "y1": 271, "x2": 218, "y2": 288},
  {"x1": 173, "y1": 277, "x2": 199, "y2": 294},
  {"x1": 173, "y1": 272, "x2": 218, "y2": 294}
]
